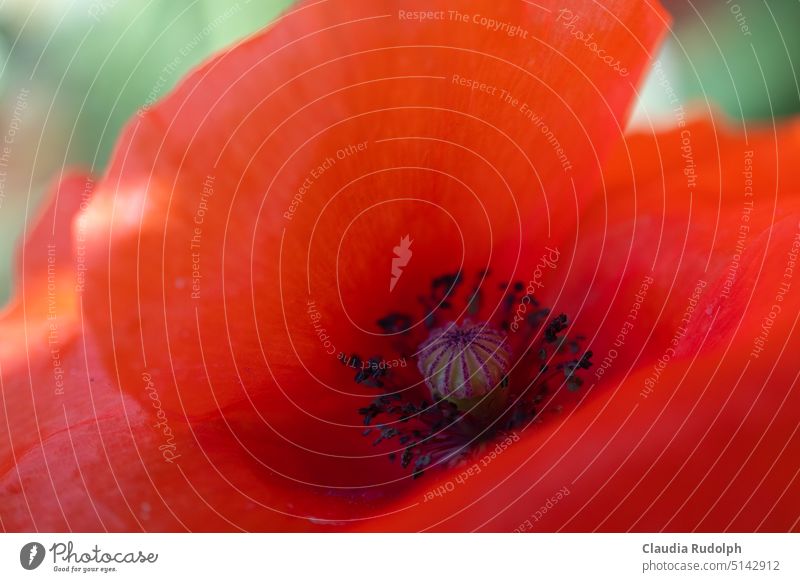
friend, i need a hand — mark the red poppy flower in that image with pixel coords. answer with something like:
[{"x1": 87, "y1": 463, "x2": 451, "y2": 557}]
[{"x1": 2, "y1": 0, "x2": 800, "y2": 532}]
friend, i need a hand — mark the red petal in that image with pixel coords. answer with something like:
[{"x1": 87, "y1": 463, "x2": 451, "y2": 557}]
[
  {"x1": 1, "y1": 172, "x2": 93, "y2": 482},
  {"x1": 78, "y1": 0, "x2": 668, "y2": 495},
  {"x1": 356, "y1": 334, "x2": 800, "y2": 531},
  {"x1": 554, "y1": 118, "x2": 800, "y2": 385},
  {"x1": 366, "y1": 122, "x2": 800, "y2": 531},
  {"x1": 0, "y1": 176, "x2": 404, "y2": 530}
]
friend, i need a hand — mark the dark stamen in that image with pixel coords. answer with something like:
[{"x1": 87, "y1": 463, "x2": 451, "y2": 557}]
[
  {"x1": 355, "y1": 269, "x2": 592, "y2": 479},
  {"x1": 377, "y1": 313, "x2": 412, "y2": 334}
]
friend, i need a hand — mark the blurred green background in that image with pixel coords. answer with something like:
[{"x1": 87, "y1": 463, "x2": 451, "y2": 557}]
[{"x1": 0, "y1": 0, "x2": 798, "y2": 304}]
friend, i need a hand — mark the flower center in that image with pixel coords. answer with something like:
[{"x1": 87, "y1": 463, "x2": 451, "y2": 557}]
[
  {"x1": 417, "y1": 321, "x2": 510, "y2": 406},
  {"x1": 351, "y1": 268, "x2": 593, "y2": 479}
]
